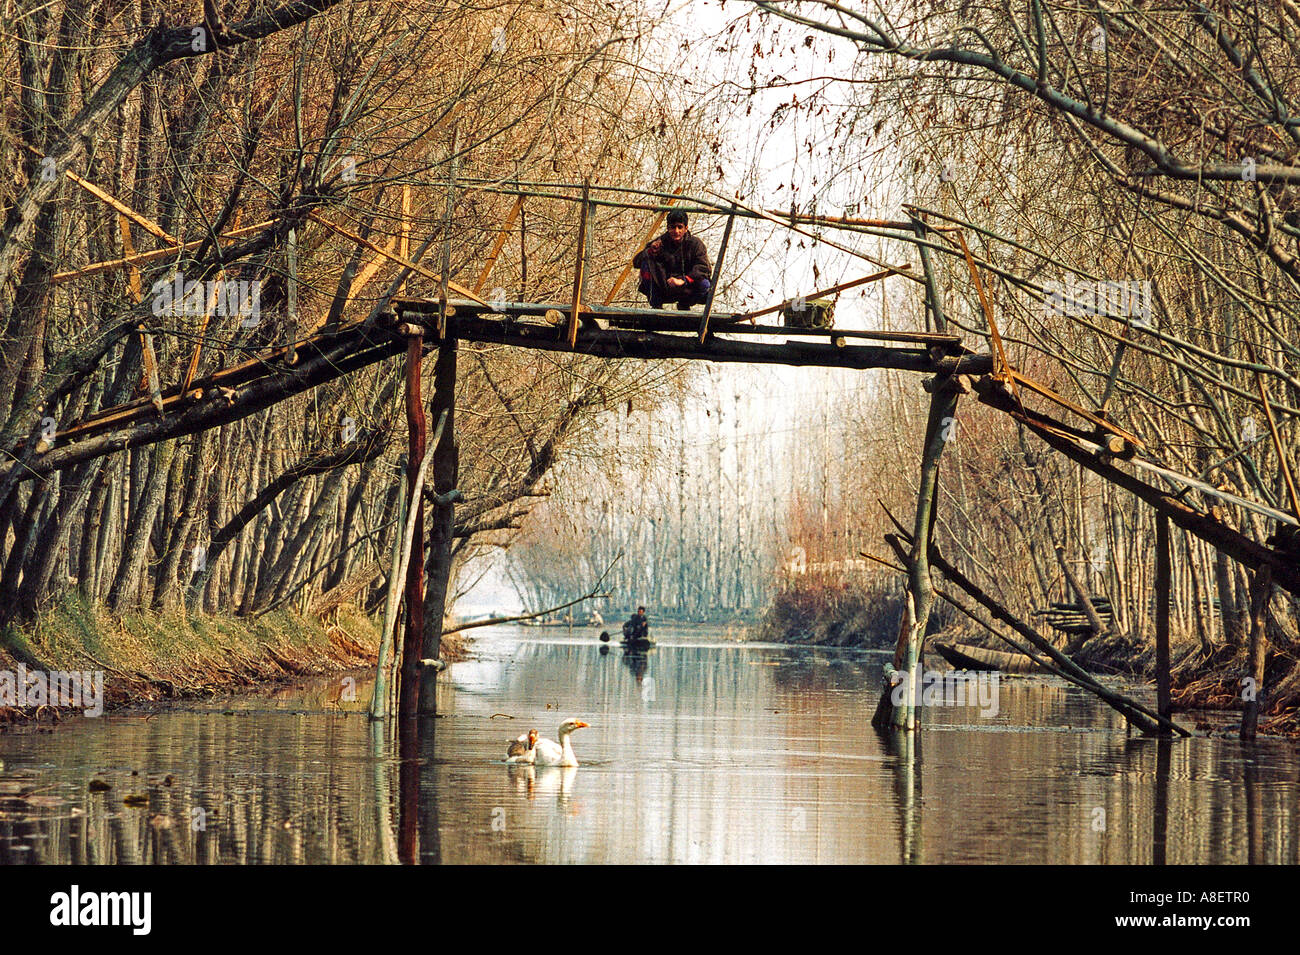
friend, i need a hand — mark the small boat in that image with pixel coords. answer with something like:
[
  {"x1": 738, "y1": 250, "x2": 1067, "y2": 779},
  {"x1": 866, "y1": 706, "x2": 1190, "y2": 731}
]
[
  {"x1": 933, "y1": 641, "x2": 1041, "y2": 674},
  {"x1": 622, "y1": 636, "x2": 655, "y2": 650}
]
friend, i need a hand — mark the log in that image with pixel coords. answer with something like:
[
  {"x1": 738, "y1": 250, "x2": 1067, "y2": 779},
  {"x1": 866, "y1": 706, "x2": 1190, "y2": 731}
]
[
  {"x1": 311, "y1": 558, "x2": 384, "y2": 617},
  {"x1": 933, "y1": 641, "x2": 1043, "y2": 674}
]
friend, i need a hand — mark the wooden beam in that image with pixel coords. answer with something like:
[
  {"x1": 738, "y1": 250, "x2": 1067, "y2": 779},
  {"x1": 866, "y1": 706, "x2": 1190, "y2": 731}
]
[
  {"x1": 604, "y1": 187, "x2": 683, "y2": 305},
  {"x1": 50, "y1": 220, "x2": 275, "y2": 286},
  {"x1": 568, "y1": 181, "x2": 589, "y2": 348},
  {"x1": 1008, "y1": 369, "x2": 1145, "y2": 450},
  {"x1": 335, "y1": 235, "x2": 400, "y2": 320},
  {"x1": 118, "y1": 215, "x2": 165, "y2": 417},
  {"x1": 438, "y1": 128, "x2": 459, "y2": 338},
  {"x1": 727, "y1": 268, "x2": 909, "y2": 324},
  {"x1": 399, "y1": 184, "x2": 411, "y2": 297},
  {"x1": 601, "y1": 310, "x2": 963, "y2": 348},
  {"x1": 952, "y1": 230, "x2": 1014, "y2": 395},
  {"x1": 472, "y1": 195, "x2": 523, "y2": 295},
  {"x1": 419, "y1": 338, "x2": 459, "y2": 714},
  {"x1": 118, "y1": 215, "x2": 145, "y2": 303},
  {"x1": 699, "y1": 202, "x2": 736, "y2": 343},
  {"x1": 1251, "y1": 357, "x2": 1300, "y2": 521},
  {"x1": 370, "y1": 468, "x2": 407, "y2": 721},
  {"x1": 23, "y1": 140, "x2": 182, "y2": 246},
  {"x1": 307, "y1": 213, "x2": 485, "y2": 305}
]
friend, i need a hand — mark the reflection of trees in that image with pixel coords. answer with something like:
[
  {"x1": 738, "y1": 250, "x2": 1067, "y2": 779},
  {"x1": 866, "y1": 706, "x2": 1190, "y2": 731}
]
[{"x1": 3, "y1": 636, "x2": 1299, "y2": 862}]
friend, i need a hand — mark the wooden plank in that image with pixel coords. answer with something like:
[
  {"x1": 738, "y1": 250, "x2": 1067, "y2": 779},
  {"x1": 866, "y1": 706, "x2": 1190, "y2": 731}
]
[
  {"x1": 709, "y1": 189, "x2": 920, "y2": 281},
  {"x1": 1008, "y1": 370, "x2": 1145, "y2": 449},
  {"x1": 18, "y1": 139, "x2": 183, "y2": 247},
  {"x1": 603, "y1": 312, "x2": 963, "y2": 346},
  {"x1": 952, "y1": 230, "x2": 1013, "y2": 391},
  {"x1": 604, "y1": 187, "x2": 683, "y2": 305},
  {"x1": 400, "y1": 184, "x2": 411, "y2": 284},
  {"x1": 472, "y1": 195, "x2": 523, "y2": 295},
  {"x1": 119, "y1": 216, "x2": 165, "y2": 416},
  {"x1": 568, "y1": 181, "x2": 589, "y2": 348},
  {"x1": 338, "y1": 236, "x2": 399, "y2": 315},
  {"x1": 307, "y1": 213, "x2": 485, "y2": 306},
  {"x1": 698, "y1": 203, "x2": 736, "y2": 343},
  {"x1": 726, "y1": 269, "x2": 908, "y2": 324},
  {"x1": 180, "y1": 270, "x2": 223, "y2": 397},
  {"x1": 398, "y1": 330, "x2": 428, "y2": 721},
  {"x1": 70, "y1": 168, "x2": 177, "y2": 245},
  {"x1": 118, "y1": 215, "x2": 144, "y2": 303},
  {"x1": 50, "y1": 220, "x2": 274, "y2": 285}
]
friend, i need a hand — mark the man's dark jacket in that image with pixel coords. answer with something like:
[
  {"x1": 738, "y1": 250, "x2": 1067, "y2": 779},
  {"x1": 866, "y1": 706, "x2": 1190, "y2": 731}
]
[{"x1": 633, "y1": 232, "x2": 712, "y2": 290}]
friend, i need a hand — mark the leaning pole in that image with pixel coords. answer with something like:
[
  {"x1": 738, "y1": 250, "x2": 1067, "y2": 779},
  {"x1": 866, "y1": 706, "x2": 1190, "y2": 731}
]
[
  {"x1": 397, "y1": 327, "x2": 428, "y2": 721},
  {"x1": 873, "y1": 373, "x2": 964, "y2": 730}
]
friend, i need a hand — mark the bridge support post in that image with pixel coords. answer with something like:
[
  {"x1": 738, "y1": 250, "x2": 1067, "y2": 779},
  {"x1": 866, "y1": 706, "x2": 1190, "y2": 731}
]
[
  {"x1": 419, "y1": 335, "x2": 458, "y2": 714},
  {"x1": 873, "y1": 373, "x2": 965, "y2": 730},
  {"x1": 398, "y1": 331, "x2": 427, "y2": 721}
]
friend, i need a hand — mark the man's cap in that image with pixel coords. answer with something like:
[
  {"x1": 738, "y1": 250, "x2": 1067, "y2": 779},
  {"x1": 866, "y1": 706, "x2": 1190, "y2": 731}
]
[{"x1": 666, "y1": 210, "x2": 687, "y2": 227}]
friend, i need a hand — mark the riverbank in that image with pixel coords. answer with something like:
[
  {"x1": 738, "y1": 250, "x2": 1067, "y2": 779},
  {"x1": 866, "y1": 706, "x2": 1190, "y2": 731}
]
[
  {"x1": 757, "y1": 580, "x2": 1300, "y2": 735},
  {"x1": 0, "y1": 596, "x2": 397, "y2": 725}
]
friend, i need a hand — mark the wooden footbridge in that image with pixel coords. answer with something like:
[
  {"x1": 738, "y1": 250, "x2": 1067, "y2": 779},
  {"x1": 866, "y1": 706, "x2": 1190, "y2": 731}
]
[{"x1": 10, "y1": 174, "x2": 1299, "y2": 737}]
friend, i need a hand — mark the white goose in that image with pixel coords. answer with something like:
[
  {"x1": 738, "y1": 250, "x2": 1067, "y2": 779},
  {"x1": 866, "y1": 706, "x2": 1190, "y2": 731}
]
[
  {"x1": 505, "y1": 728, "x2": 539, "y2": 764},
  {"x1": 534, "y1": 719, "x2": 589, "y2": 767}
]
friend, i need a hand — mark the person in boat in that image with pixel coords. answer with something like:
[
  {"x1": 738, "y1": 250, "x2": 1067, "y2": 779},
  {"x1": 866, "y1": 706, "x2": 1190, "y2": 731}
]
[
  {"x1": 632, "y1": 210, "x2": 712, "y2": 310},
  {"x1": 623, "y1": 606, "x2": 649, "y2": 642}
]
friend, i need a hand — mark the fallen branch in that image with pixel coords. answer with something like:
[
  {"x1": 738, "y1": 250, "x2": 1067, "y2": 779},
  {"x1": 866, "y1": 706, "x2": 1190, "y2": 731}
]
[{"x1": 441, "y1": 553, "x2": 621, "y2": 636}]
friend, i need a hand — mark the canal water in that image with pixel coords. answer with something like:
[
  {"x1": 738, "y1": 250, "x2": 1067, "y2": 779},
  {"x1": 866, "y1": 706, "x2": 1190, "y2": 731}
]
[{"x1": 1, "y1": 624, "x2": 1297, "y2": 864}]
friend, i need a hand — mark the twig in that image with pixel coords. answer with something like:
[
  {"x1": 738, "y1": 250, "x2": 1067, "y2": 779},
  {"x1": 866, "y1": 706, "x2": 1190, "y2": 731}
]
[{"x1": 441, "y1": 553, "x2": 621, "y2": 635}]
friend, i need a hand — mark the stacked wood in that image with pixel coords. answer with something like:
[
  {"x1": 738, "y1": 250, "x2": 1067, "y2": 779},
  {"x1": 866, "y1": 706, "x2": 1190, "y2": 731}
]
[{"x1": 1032, "y1": 597, "x2": 1114, "y2": 636}]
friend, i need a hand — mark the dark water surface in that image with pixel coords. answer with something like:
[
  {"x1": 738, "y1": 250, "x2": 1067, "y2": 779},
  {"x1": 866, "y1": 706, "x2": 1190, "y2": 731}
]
[{"x1": 1, "y1": 624, "x2": 1297, "y2": 864}]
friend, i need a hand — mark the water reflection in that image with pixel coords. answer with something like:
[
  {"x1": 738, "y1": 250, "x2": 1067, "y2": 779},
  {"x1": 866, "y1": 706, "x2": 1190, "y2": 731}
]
[{"x1": 1, "y1": 624, "x2": 1298, "y2": 864}]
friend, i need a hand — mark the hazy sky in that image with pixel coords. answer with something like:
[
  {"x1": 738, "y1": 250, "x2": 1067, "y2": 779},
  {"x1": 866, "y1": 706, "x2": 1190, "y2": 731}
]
[{"x1": 460, "y1": 1, "x2": 905, "y2": 615}]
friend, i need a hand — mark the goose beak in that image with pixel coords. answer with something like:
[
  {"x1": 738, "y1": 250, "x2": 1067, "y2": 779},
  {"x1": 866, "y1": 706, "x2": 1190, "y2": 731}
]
[{"x1": 575, "y1": 721, "x2": 589, "y2": 729}]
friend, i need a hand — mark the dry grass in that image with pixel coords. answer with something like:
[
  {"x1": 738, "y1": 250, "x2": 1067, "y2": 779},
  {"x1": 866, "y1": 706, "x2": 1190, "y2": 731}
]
[{"x1": 0, "y1": 594, "x2": 382, "y2": 715}]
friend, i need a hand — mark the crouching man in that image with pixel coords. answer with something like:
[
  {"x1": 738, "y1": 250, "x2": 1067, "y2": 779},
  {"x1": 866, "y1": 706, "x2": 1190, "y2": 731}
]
[{"x1": 632, "y1": 210, "x2": 712, "y2": 309}]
